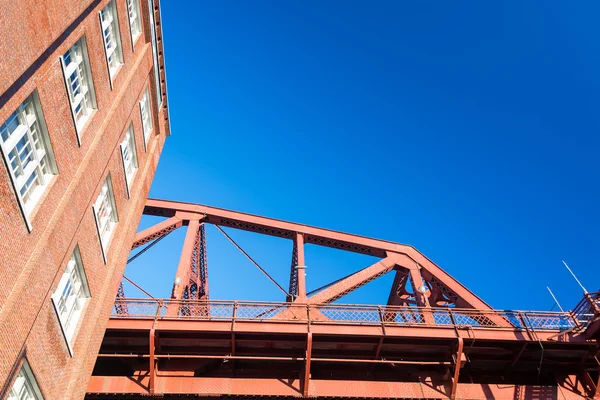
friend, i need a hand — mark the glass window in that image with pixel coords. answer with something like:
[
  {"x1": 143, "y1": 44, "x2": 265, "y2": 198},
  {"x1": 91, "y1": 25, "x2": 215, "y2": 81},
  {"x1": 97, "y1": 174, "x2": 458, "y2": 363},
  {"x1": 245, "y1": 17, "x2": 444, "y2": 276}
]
[
  {"x1": 94, "y1": 175, "x2": 118, "y2": 251},
  {"x1": 0, "y1": 91, "x2": 57, "y2": 222},
  {"x1": 51, "y1": 246, "x2": 90, "y2": 345},
  {"x1": 120, "y1": 123, "x2": 138, "y2": 192},
  {"x1": 100, "y1": 0, "x2": 124, "y2": 79},
  {"x1": 61, "y1": 37, "x2": 96, "y2": 134},
  {"x1": 8, "y1": 360, "x2": 43, "y2": 400},
  {"x1": 140, "y1": 88, "x2": 152, "y2": 145},
  {"x1": 127, "y1": 0, "x2": 142, "y2": 44}
]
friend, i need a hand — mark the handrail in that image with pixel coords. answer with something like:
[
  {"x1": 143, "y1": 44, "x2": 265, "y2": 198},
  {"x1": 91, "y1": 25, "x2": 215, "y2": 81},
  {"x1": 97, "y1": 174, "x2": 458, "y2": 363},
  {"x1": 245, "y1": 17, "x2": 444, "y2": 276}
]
[{"x1": 111, "y1": 298, "x2": 587, "y2": 331}]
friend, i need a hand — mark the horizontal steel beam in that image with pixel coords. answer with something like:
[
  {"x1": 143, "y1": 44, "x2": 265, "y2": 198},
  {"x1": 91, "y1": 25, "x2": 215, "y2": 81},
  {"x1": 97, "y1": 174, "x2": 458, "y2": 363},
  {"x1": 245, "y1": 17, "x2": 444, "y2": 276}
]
[
  {"x1": 87, "y1": 375, "x2": 587, "y2": 398},
  {"x1": 143, "y1": 198, "x2": 493, "y2": 311},
  {"x1": 104, "y1": 318, "x2": 588, "y2": 343}
]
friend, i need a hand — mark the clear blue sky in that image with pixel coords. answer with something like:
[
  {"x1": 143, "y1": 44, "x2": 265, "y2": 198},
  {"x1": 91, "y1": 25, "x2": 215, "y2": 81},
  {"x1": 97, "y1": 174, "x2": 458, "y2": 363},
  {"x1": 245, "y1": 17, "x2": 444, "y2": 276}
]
[{"x1": 124, "y1": 1, "x2": 599, "y2": 311}]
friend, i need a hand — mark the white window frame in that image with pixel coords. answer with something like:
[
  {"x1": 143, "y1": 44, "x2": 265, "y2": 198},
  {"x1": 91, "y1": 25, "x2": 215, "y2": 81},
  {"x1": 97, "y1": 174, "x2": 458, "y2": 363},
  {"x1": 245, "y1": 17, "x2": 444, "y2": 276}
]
[
  {"x1": 120, "y1": 123, "x2": 138, "y2": 197},
  {"x1": 99, "y1": 0, "x2": 124, "y2": 85},
  {"x1": 139, "y1": 87, "x2": 152, "y2": 148},
  {"x1": 60, "y1": 36, "x2": 97, "y2": 144},
  {"x1": 50, "y1": 246, "x2": 90, "y2": 356},
  {"x1": 127, "y1": 0, "x2": 142, "y2": 49},
  {"x1": 0, "y1": 91, "x2": 58, "y2": 231},
  {"x1": 93, "y1": 175, "x2": 118, "y2": 263},
  {"x1": 148, "y1": 0, "x2": 163, "y2": 108},
  {"x1": 8, "y1": 359, "x2": 44, "y2": 400}
]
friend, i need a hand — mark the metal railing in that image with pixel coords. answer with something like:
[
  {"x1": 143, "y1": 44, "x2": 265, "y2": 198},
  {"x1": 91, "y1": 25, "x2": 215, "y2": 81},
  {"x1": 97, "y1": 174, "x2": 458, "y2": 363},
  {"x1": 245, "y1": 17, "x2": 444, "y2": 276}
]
[
  {"x1": 572, "y1": 291, "x2": 600, "y2": 325},
  {"x1": 111, "y1": 298, "x2": 589, "y2": 331}
]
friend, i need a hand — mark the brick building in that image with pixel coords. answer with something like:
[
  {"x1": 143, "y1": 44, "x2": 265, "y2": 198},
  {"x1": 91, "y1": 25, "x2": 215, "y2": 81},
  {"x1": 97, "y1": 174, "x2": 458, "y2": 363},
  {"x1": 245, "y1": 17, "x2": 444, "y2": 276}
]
[{"x1": 0, "y1": 0, "x2": 169, "y2": 398}]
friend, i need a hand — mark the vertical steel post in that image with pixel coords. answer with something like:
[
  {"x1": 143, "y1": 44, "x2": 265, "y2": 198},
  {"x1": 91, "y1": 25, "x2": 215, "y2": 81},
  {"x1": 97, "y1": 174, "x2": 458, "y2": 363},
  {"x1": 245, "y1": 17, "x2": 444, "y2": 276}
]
[
  {"x1": 168, "y1": 219, "x2": 200, "y2": 316},
  {"x1": 295, "y1": 232, "x2": 307, "y2": 302},
  {"x1": 408, "y1": 267, "x2": 434, "y2": 324},
  {"x1": 149, "y1": 327, "x2": 156, "y2": 395},
  {"x1": 450, "y1": 337, "x2": 464, "y2": 400},
  {"x1": 303, "y1": 331, "x2": 313, "y2": 397}
]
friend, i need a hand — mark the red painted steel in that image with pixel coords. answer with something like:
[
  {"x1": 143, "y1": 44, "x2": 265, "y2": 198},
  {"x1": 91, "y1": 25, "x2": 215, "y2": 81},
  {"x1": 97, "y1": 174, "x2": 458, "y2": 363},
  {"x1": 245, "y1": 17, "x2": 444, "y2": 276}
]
[
  {"x1": 91, "y1": 199, "x2": 600, "y2": 399},
  {"x1": 132, "y1": 216, "x2": 183, "y2": 249},
  {"x1": 86, "y1": 376, "x2": 589, "y2": 399}
]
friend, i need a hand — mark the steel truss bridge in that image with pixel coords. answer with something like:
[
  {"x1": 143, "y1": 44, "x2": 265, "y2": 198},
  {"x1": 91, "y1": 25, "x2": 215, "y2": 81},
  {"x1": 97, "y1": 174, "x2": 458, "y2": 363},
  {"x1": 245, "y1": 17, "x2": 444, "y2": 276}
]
[{"x1": 86, "y1": 199, "x2": 600, "y2": 400}]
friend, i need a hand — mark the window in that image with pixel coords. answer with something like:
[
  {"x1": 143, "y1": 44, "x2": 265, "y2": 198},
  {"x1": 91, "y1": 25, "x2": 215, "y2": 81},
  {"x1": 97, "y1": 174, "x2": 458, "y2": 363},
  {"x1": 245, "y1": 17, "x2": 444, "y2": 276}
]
[
  {"x1": 120, "y1": 123, "x2": 138, "y2": 194},
  {"x1": 8, "y1": 360, "x2": 43, "y2": 400},
  {"x1": 93, "y1": 175, "x2": 118, "y2": 256},
  {"x1": 140, "y1": 88, "x2": 152, "y2": 145},
  {"x1": 127, "y1": 0, "x2": 142, "y2": 46},
  {"x1": 0, "y1": 91, "x2": 57, "y2": 226},
  {"x1": 51, "y1": 247, "x2": 90, "y2": 350},
  {"x1": 100, "y1": 0, "x2": 124, "y2": 81},
  {"x1": 60, "y1": 37, "x2": 97, "y2": 137},
  {"x1": 148, "y1": 0, "x2": 163, "y2": 107}
]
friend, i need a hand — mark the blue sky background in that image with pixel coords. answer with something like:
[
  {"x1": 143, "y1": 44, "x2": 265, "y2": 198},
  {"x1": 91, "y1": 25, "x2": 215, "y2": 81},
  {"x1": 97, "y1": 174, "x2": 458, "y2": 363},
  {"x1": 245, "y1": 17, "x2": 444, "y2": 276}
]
[{"x1": 124, "y1": 1, "x2": 599, "y2": 311}]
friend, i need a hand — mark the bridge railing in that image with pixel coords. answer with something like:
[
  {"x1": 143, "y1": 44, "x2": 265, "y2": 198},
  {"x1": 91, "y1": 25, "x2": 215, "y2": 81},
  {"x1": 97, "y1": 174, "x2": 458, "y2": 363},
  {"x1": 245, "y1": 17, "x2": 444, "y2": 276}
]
[
  {"x1": 112, "y1": 298, "x2": 587, "y2": 331},
  {"x1": 572, "y1": 291, "x2": 600, "y2": 324}
]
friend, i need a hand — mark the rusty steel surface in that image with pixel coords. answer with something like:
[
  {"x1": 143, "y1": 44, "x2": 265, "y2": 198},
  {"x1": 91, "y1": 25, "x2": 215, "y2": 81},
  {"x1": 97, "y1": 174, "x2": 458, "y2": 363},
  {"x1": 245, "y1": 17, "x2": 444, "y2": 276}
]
[{"x1": 87, "y1": 199, "x2": 600, "y2": 399}]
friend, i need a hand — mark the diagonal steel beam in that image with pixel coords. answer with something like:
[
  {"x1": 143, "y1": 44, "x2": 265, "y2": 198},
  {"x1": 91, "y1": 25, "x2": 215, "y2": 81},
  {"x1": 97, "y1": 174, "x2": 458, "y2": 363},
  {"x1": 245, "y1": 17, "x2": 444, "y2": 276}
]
[
  {"x1": 306, "y1": 256, "x2": 399, "y2": 304},
  {"x1": 132, "y1": 216, "x2": 183, "y2": 249},
  {"x1": 145, "y1": 199, "x2": 496, "y2": 312}
]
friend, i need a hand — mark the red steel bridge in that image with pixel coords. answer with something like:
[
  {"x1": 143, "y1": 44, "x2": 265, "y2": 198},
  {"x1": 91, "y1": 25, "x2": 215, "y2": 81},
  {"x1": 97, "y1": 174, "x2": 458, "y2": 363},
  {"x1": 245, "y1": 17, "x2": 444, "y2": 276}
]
[{"x1": 86, "y1": 199, "x2": 600, "y2": 400}]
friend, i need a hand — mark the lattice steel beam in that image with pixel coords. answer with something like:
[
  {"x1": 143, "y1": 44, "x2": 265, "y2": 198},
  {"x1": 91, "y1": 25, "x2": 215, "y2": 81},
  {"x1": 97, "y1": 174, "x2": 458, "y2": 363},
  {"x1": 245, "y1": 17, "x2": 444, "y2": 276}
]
[
  {"x1": 132, "y1": 216, "x2": 183, "y2": 249},
  {"x1": 307, "y1": 256, "x2": 398, "y2": 304},
  {"x1": 287, "y1": 239, "x2": 299, "y2": 302},
  {"x1": 114, "y1": 282, "x2": 128, "y2": 315},
  {"x1": 142, "y1": 198, "x2": 496, "y2": 313}
]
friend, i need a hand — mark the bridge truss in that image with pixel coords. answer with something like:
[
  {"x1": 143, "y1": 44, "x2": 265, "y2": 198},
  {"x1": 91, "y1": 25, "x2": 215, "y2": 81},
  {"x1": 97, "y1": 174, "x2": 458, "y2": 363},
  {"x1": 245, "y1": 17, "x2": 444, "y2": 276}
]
[{"x1": 86, "y1": 199, "x2": 600, "y2": 400}]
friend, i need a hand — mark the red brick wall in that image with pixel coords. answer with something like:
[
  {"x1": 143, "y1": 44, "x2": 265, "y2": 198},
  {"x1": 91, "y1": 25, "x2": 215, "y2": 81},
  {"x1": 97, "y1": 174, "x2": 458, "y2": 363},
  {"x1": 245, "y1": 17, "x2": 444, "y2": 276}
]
[{"x1": 0, "y1": 0, "x2": 169, "y2": 398}]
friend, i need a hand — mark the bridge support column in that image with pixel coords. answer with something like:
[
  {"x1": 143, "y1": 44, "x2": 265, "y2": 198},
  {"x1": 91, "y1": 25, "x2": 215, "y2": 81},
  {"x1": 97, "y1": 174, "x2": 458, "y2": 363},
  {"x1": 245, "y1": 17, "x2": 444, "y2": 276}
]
[
  {"x1": 295, "y1": 232, "x2": 307, "y2": 301},
  {"x1": 449, "y1": 337, "x2": 464, "y2": 400},
  {"x1": 303, "y1": 331, "x2": 313, "y2": 397},
  {"x1": 149, "y1": 327, "x2": 157, "y2": 395}
]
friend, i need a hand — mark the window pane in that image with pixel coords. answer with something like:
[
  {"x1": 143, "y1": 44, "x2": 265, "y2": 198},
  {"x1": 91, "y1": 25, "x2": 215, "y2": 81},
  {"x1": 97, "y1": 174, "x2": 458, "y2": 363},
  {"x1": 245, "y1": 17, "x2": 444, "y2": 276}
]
[
  {"x1": 0, "y1": 91, "x2": 57, "y2": 217},
  {"x1": 0, "y1": 111, "x2": 20, "y2": 142},
  {"x1": 53, "y1": 248, "x2": 89, "y2": 343},
  {"x1": 8, "y1": 361, "x2": 42, "y2": 400},
  {"x1": 94, "y1": 178, "x2": 118, "y2": 248},
  {"x1": 63, "y1": 37, "x2": 95, "y2": 130},
  {"x1": 101, "y1": 1, "x2": 123, "y2": 75}
]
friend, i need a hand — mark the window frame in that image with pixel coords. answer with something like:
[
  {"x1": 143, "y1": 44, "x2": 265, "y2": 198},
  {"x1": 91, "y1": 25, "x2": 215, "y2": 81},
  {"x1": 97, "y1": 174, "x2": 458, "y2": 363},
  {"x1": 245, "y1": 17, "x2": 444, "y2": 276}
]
[
  {"x1": 139, "y1": 87, "x2": 152, "y2": 149},
  {"x1": 148, "y1": 0, "x2": 163, "y2": 108},
  {"x1": 93, "y1": 175, "x2": 119, "y2": 263},
  {"x1": 120, "y1": 123, "x2": 138, "y2": 197},
  {"x1": 8, "y1": 359, "x2": 44, "y2": 400},
  {"x1": 59, "y1": 36, "x2": 97, "y2": 144},
  {"x1": 0, "y1": 90, "x2": 58, "y2": 231},
  {"x1": 99, "y1": 0, "x2": 125, "y2": 87},
  {"x1": 126, "y1": 0, "x2": 143, "y2": 49},
  {"x1": 50, "y1": 246, "x2": 90, "y2": 356}
]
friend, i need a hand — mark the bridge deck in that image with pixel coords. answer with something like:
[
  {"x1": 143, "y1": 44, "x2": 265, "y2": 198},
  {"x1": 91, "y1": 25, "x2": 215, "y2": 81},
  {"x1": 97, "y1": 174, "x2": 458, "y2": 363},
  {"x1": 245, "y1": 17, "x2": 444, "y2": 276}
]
[{"x1": 86, "y1": 299, "x2": 597, "y2": 399}]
